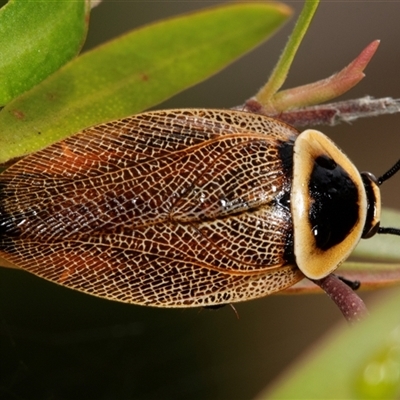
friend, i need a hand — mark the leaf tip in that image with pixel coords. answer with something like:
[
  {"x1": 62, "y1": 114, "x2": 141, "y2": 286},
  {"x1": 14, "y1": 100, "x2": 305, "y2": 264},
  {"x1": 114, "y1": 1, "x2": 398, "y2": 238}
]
[{"x1": 272, "y1": 2, "x2": 294, "y2": 18}]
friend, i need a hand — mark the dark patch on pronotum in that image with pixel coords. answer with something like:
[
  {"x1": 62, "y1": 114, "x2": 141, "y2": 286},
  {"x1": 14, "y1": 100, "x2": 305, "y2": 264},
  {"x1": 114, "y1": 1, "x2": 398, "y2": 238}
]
[
  {"x1": 309, "y1": 155, "x2": 359, "y2": 250},
  {"x1": 277, "y1": 139, "x2": 294, "y2": 178}
]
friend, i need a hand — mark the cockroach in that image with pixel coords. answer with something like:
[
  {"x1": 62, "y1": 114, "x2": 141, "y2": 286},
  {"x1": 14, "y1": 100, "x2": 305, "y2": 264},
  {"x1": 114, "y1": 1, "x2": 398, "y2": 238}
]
[{"x1": 0, "y1": 109, "x2": 399, "y2": 307}]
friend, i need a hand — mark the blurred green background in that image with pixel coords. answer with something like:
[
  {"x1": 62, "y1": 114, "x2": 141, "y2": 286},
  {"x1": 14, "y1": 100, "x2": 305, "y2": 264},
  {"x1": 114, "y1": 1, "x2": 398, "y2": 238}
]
[{"x1": 1, "y1": 1, "x2": 400, "y2": 399}]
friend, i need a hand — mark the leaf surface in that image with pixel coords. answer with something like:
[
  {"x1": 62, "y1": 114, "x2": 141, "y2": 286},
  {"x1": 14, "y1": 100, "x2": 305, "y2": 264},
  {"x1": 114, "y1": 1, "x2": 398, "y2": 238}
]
[
  {"x1": 0, "y1": 0, "x2": 89, "y2": 105},
  {"x1": 0, "y1": 2, "x2": 291, "y2": 163}
]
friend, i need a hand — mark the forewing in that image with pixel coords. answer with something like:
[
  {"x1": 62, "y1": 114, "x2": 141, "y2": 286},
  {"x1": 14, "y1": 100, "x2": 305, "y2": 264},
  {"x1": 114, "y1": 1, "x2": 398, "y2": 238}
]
[{"x1": 0, "y1": 109, "x2": 301, "y2": 306}]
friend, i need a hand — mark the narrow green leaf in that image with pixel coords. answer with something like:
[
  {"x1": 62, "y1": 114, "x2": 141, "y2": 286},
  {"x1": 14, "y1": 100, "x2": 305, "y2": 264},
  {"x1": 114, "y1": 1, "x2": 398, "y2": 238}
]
[
  {"x1": 258, "y1": 289, "x2": 400, "y2": 400},
  {"x1": 0, "y1": 0, "x2": 89, "y2": 105},
  {"x1": 0, "y1": 2, "x2": 291, "y2": 163},
  {"x1": 255, "y1": 0, "x2": 318, "y2": 105}
]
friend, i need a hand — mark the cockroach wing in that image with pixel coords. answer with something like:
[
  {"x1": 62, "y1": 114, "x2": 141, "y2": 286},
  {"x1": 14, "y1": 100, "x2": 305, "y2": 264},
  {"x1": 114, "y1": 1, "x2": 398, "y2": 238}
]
[{"x1": 0, "y1": 109, "x2": 303, "y2": 307}]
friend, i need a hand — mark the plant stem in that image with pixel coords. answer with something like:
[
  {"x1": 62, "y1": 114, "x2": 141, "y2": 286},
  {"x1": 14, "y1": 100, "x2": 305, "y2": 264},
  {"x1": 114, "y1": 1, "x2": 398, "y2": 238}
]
[{"x1": 255, "y1": 0, "x2": 319, "y2": 105}]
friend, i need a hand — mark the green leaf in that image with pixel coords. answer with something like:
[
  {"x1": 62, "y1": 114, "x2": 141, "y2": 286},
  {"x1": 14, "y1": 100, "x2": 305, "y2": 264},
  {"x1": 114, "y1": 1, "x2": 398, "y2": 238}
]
[
  {"x1": 255, "y1": 0, "x2": 319, "y2": 105},
  {"x1": 0, "y1": 0, "x2": 89, "y2": 106},
  {"x1": 257, "y1": 289, "x2": 400, "y2": 400},
  {"x1": 0, "y1": 2, "x2": 291, "y2": 163}
]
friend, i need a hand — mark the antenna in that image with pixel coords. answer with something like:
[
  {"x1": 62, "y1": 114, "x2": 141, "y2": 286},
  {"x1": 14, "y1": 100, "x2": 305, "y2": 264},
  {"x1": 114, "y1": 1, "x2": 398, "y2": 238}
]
[
  {"x1": 378, "y1": 227, "x2": 400, "y2": 236},
  {"x1": 378, "y1": 159, "x2": 400, "y2": 185},
  {"x1": 377, "y1": 159, "x2": 400, "y2": 237}
]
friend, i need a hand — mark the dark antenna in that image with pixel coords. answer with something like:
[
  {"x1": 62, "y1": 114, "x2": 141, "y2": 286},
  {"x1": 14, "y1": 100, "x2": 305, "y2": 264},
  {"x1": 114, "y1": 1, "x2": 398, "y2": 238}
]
[
  {"x1": 378, "y1": 159, "x2": 400, "y2": 185},
  {"x1": 378, "y1": 227, "x2": 400, "y2": 235},
  {"x1": 377, "y1": 159, "x2": 400, "y2": 236}
]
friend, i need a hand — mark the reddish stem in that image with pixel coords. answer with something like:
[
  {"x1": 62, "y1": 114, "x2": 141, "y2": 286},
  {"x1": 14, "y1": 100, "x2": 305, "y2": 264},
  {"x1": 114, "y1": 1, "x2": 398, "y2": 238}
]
[
  {"x1": 312, "y1": 274, "x2": 369, "y2": 323},
  {"x1": 241, "y1": 96, "x2": 400, "y2": 127}
]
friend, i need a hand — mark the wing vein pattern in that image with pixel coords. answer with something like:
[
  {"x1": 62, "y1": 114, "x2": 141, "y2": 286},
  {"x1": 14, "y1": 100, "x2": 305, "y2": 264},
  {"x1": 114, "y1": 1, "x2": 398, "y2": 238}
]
[{"x1": 0, "y1": 109, "x2": 303, "y2": 306}]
